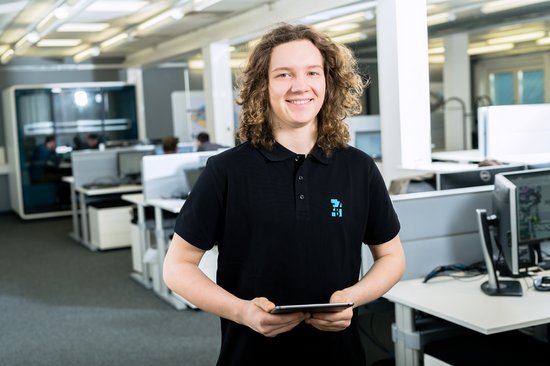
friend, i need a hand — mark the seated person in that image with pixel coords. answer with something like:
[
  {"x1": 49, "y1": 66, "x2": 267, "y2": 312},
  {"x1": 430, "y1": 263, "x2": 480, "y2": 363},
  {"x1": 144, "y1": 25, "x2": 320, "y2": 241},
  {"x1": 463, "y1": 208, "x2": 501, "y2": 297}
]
[
  {"x1": 162, "y1": 136, "x2": 178, "y2": 154},
  {"x1": 73, "y1": 133, "x2": 101, "y2": 150},
  {"x1": 30, "y1": 134, "x2": 61, "y2": 184},
  {"x1": 196, "y1": 132, "x2": 226, "y2": 151}
]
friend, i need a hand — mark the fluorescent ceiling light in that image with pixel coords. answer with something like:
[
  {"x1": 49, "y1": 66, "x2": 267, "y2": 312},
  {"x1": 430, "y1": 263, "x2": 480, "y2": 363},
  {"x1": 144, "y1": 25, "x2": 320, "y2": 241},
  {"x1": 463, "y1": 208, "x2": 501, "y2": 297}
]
[
  {"x1": 487, "y1": 31, "x2": 545, "y2": 44},
  {"x1": 53, "y1": 5, "x2": 70, "y2": 19},
  {"x1": 303, "y1": 1, "x2": 376, "y2": 24},
  {"x1": 536, "y1": 37, "x2": 550, "y2": 45},
  {"x1": 85, "y1": 1, "x2": 148, "y2": 13},
  {"x1": 327, "y1": 23, "x2": 360, "y2": 33},
  {"x1": 481, "y1": 0, "x2": 549, "y2": 13},
  {"x1": 58, "y1": 23, "x2": 110, "y2": 32},
  {"x1": 37, "y1": 39, "x2": 82, "y2": 47},
  {"x1": 428, "y1": 46, "x2": 445, "y2": 54},
  {"x1": 467, "y1": 43, "x2": 514, "y2": 55},
  {"x1": 73, "y1": 46, "x2": 101, "y2": 63},
  {"x1": 193, "y1": 0, "x2": 222, "y2": 12},
  {"x1": 15, "y1": 32, "x2": 40, "y2": 52},
  {"x1": 427, "y1": 12, "x2": 456, "y2": 26},
  {"x1": 100, "y1": 33, "x2": 129, "y2": 49},
  {"x1": 314, "y1": 12, "x2": 369, "y2": 29},
  {"x1": 330, "y1": 32, "x2": 367, "y2": 44},
  {"x1": 137, "y1": 9, "x2": 184, "y2": 31},
  {"x1": 1, "y1": 48, "x2": 14, "y2": 64},
  {"x1": 429, "y1": 55, "x2": 445, "y2": 64}
]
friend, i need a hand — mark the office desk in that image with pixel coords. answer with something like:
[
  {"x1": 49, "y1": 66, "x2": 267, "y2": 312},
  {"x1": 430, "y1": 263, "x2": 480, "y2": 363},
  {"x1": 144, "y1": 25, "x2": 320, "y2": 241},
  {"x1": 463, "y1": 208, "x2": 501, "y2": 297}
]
[
  {"x1": 384, "y1": 274, "x2": 550, "y2": 366},
  {"x1": 145, "y1": 198, "x2": 187, "y2": 309},
  {"x1": 63, "y1": 176, "x2": 142, "y2": 251},
  {"x1": 145, "y1": 198, "x2": 218, "y2": 310},
  {"x1": 121, "y1": 193, "x2": 152, "y2": 289}
]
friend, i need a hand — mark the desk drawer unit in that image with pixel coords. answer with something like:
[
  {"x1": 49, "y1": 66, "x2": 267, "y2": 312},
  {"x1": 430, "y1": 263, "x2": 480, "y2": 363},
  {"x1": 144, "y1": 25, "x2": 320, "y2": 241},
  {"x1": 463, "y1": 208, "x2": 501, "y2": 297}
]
[{"x1": 89, "y1": 205, "x2": 133, "y2": 250}]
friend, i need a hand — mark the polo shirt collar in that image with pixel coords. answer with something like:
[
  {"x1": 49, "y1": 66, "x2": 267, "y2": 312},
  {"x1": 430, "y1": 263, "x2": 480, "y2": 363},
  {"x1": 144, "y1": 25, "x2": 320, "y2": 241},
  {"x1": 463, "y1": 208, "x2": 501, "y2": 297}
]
[{"x1": 259, "y1": 142, "x2": 330, "y2": 165}]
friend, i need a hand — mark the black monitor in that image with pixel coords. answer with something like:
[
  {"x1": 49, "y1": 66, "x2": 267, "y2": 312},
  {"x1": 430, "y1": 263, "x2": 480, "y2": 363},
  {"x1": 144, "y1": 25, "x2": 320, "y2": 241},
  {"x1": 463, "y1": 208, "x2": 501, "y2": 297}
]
[
  {"x1": 476, "y1": 209, "x2": 522, "y2": 296},
  {"x1": 492, "y1": 168, "x2": 550, "y2": 276},
  {"x1": 117, "y1": 149, "x2": 153, "y2": 183},
  {"x1": 436, "y1": 164, "x2": 525, "y2": 190}
]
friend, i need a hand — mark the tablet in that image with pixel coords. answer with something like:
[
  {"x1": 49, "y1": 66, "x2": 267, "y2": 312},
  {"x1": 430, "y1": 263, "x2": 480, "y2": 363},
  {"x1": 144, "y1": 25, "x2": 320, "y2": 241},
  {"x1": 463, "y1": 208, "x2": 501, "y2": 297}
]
[{"x1": 270, "y1": 302, "x2": 354, "y2": 314}]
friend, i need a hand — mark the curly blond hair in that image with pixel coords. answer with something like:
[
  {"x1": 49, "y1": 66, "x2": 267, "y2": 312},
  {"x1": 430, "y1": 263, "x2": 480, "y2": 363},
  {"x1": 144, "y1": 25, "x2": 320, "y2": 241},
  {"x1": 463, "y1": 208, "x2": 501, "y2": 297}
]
[{"x1": 236, "y1": 22, "x2": 368, "y2": 155}]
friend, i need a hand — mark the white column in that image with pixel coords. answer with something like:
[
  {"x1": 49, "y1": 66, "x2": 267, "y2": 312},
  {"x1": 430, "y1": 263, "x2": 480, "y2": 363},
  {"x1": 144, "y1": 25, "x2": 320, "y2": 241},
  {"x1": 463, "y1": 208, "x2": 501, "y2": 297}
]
[
  {"x1": 443, "y1": 33, "x2": 471, "y2": 150},
  {"x1": 376, "y1": 0, "x2": 432, "y2": 185},
  {"x1": 126, "y1": 68, "x2": 146, "y2": 140},
  {"x1": 202, "y1": 41, "x2": 235, "y2": 147}
]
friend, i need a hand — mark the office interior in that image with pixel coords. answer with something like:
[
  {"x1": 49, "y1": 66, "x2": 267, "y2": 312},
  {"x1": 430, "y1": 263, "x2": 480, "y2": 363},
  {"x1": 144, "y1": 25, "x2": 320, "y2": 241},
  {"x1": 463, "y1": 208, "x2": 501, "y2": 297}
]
[{"x1": 1, "y1": 0, "x2": 550, "y2": 365}]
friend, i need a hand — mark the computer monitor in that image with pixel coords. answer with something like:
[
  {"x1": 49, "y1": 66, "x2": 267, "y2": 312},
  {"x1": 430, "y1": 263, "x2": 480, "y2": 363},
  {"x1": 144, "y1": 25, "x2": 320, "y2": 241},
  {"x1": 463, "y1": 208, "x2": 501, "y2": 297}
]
[
  {"x1": 475, "y1": 209, "x2": 522, "y2": 296},
  {"x1": 355, "y1": 131, "x2": 381, "y2": 160},
  {"x1": 347, "y1": 115, "x2": 381, "y2": 160},
  {"x1": 436, "y1": 164, "x2": 526, "y2": 190},
  {"x1": 492, "y1": 168, "x2": 550, "y2": 276},
  {"x1": 117, "y1": 149, "x2": 153, "y2": 183}
]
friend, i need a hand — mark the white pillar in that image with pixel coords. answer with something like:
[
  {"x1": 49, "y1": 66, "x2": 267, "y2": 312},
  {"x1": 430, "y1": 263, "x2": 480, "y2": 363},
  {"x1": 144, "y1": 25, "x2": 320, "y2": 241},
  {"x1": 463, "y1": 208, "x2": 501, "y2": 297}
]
[
  {"x1": 443, "y1": 33, "x2": 471, "y2": 150},
  {"x1": 126, "y1": 68, "x2": 146, "y2": 141},
  {"x1": 376, "y1": 0, "x2": 432, "y2": 185},
  {"x1": 202, "y1": 41, "x2": 235, "y2": 147}
]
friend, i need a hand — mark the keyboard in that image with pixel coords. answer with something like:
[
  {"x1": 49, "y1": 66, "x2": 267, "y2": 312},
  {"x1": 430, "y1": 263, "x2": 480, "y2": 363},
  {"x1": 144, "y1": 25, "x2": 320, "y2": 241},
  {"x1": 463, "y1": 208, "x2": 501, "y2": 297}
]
[{"x1": 82, "y1": 183, "x2": 120, "y2": 190}]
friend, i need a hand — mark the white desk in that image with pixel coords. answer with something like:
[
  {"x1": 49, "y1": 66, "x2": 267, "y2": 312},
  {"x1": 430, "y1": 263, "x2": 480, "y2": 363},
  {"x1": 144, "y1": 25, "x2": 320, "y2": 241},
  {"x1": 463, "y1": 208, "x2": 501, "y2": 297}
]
[
  {"x1": 145, "y1": 198, "x2": 218, "y2": 310},
  {"x1": 63, "y1": 176, "x2": 142, "y2": 251},
  {"x1": 431, "y1": 149, "x2": 484, "y2": 164},
  {"x1": 431, "y1": 150, "x2": 550, "y2": 167},
  {"x1": 145, "y1": 198, "x2": 187, "y2": 309},
  {"x1": 121, "y1": 193, "x2": 152, "y2": 289},
  {"x1": 384, "y1": 274, "x2": 550, "y2": 366}
]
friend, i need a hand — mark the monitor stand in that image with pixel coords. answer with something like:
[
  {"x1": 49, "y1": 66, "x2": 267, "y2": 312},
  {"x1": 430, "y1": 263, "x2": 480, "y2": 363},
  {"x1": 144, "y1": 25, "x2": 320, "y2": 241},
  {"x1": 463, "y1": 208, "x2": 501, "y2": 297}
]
[{"x1": 475, "y1": 209, "x2": 523, "y2": 296}]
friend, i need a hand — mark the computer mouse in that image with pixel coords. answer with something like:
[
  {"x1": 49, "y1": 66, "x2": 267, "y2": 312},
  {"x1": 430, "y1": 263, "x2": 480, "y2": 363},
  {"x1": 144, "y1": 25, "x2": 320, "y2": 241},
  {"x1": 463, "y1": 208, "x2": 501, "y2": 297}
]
[{"x1": 533, "y1": 276, "x2": 550, "y2": 291}]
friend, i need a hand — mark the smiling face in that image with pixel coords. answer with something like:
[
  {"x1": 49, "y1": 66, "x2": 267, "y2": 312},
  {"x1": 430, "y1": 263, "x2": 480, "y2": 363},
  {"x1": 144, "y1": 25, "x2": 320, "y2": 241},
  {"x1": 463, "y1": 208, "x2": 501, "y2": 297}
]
[{"x1": 268, "y1": 39, "x2": 326, "y2": 131}]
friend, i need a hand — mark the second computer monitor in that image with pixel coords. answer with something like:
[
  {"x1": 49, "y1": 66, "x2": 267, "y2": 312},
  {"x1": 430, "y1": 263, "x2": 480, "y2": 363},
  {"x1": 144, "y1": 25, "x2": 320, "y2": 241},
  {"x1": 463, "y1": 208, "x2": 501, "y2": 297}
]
[
  {"x1": 117, "y1": 149, "x2": 153, "y2": 183},
  {"x1": 436, "y1": 164, "x2": 525, "y2": 190}
]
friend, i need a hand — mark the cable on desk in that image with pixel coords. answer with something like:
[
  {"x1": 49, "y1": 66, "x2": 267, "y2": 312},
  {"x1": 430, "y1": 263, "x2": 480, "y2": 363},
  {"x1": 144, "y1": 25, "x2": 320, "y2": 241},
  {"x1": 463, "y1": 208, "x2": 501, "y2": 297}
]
[{"x1": 423, "y1": 262, "x2": 486, "y2": 283}]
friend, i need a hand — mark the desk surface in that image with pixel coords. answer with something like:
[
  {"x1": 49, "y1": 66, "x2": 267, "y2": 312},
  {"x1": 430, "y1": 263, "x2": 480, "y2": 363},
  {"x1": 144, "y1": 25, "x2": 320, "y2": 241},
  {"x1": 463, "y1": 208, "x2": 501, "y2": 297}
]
[
  {"x1": 384, "y1": 274, "x2": 550, "y2": 335},
  {"x1": 121, "y1": 193, "x2": 145, "y2": 205},
  {"x1": 76, "y1": 184, "x2": 142, "y2": 196},
  {"x1": 146, "y1": 198, "x2": 185, "y2": 213}
]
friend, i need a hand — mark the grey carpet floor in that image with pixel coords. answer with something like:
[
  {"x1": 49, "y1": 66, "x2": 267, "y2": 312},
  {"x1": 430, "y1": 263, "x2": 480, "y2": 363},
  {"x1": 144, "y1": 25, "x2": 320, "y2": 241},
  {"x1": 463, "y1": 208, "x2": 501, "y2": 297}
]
[{"x1": 0, "y1": 212, "x2": 220, "y2": 366}]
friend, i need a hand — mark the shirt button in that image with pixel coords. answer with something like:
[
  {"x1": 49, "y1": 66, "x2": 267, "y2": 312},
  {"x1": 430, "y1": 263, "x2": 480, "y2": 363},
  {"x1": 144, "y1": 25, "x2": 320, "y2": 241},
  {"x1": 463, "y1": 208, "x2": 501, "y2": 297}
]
[
  {"x1": 298, "y1": 175, "x2": 304, "y2": 180},
  {"x1": 299, "y1": 194, "x2": 305, "y2": 200}
]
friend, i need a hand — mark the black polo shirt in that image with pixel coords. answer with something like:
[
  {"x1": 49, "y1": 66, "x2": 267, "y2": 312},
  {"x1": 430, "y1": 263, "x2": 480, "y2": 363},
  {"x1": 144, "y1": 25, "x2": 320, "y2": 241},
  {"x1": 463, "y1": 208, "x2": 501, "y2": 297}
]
[{"x1": 174, "y1": 141, "x2": 400, "y2": 366}]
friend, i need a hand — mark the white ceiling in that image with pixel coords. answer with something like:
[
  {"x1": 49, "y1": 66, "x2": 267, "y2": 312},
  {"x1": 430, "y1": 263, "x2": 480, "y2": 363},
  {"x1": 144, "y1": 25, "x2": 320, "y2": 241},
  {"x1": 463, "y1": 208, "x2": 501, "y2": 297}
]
[{"x1": 1, "y1": 0, "x2": 550, "y2": 67}]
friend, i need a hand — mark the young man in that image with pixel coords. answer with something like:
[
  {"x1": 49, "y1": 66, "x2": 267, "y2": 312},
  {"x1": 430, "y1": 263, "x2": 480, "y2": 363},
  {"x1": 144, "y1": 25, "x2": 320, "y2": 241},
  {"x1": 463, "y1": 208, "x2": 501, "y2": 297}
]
[{"x1": 164, "y1": 23, "x2": 405, "y2": 365}]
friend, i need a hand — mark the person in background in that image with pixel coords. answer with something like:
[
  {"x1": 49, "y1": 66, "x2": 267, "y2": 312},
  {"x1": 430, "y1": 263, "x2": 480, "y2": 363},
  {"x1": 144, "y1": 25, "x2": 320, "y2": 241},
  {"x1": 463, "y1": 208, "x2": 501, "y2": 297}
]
[
  {"x1": 73, "y1": 133, "x2": 101, "y2": 150},
  {"x1": 196, "y1": 132, "x2": 225, "y2": 151},
  {"x1": 85, "y1": 133, "x2": 100, "y2": 149},
  {"x1": 30, "y1": 134, "x2": 61, "y2": 184},
  {"x1": 162, "y1": 136, "x2": 178, "y2": 154},
  {"x1": 163, "y1": 23, "x2": 405, "y2": 365}
]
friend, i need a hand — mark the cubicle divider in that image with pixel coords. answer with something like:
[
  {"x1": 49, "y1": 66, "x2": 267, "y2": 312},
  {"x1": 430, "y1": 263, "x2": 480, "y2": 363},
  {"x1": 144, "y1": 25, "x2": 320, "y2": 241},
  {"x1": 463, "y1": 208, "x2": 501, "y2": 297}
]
[
  {"x1": 362, "y1": 186, "x2": 493, "y2": 280},
  {"x1": 141, "y1": 150, "x2": 220, "y2": 200},
  {"x1": 478, "y1": 104, "x2": 550, "y2": 159},
  {"x1": 71, "y1": 145, "x2": 155, "y2": 188},
  {"x1": 138, "y1": 149, "x2": 225, "y2": 309},
  {"x1": 68, "y1": 146, "x2": 154, "y2": 251}
]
